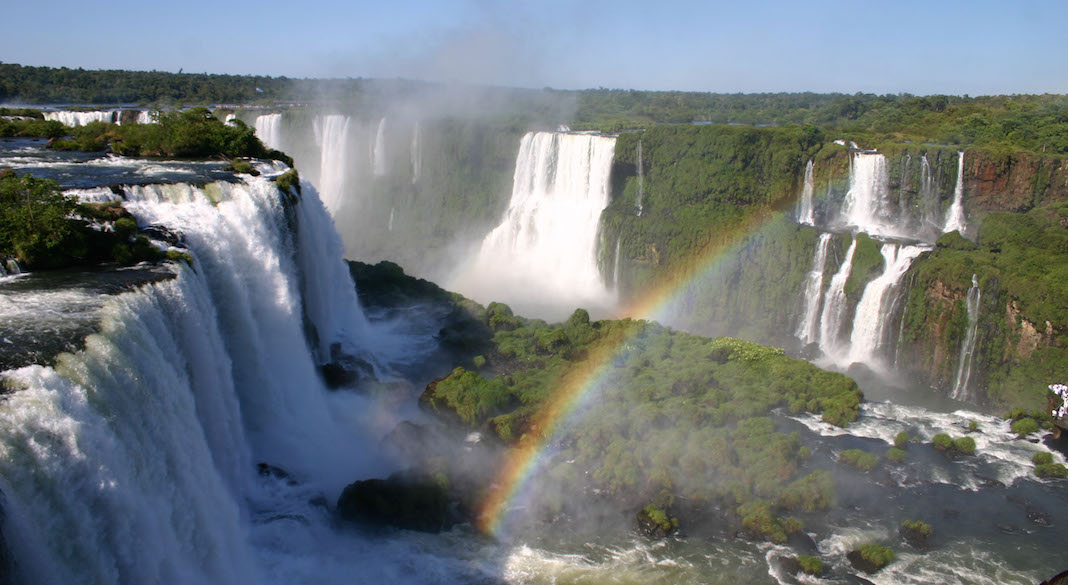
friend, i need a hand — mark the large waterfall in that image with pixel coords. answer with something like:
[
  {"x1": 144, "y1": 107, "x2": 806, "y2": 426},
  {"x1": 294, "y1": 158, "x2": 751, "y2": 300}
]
[
  {"x1": 846, "y1": 244, "x2": 926, "y2": 369},
  {"x1": 840, "y1": 153, "x2": 901, "y2": 238},
  {"x1": 817, "y1": 237, "x2": 857, "y2": 359},
  {"x1": 254, "y1": 113, "x2": 284, "y2": 151},
  {"x1": 0, "y1": 173, "x2": 402, "y2": 584},
  {"x1": 951, "y1": 274, "x2": 982, "y2": 400},
  {"x1": 453, "y1": 131, "x2": 617, "y2": 319},
  {"x1": 796, "y1": 232, "x2": 832, "y2": 345},
  {"x1": 43, "y1": 110, "x2": 118, "y2": 126},
  {"x1": 313, "y1": 115, "x2": 352, "y2": 214}
]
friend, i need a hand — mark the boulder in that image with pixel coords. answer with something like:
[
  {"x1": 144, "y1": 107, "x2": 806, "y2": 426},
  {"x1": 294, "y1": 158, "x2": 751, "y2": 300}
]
[{"x1": 337, "y1": 470, "x2": 452, "y2": 533}]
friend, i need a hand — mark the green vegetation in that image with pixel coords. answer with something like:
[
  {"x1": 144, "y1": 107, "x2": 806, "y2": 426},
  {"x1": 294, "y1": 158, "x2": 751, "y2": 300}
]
[
  {"x1": 419, "y1": 302, "x2": 862, "y2": 533},
  {"x1": 47, "y1": 108, "x2": 292, "y2": 163},
  {"x1": 796, "y1": 556, "x2": 823, "y2": 576},
  {"x1": 0, "y1": 172, "x2": 173, "y2": 269},
  {"x1": 931, "y1": 433, "x2": 976, "y2": 455},
  {"x1": 839, "y1": 449, "x2": 878, "y2": 471},
  {"x1": 274, "y1": 169, "x2": 300, "y2": 194},
  {"x1": 886, "y1": 447, "x2": 907, "y2": 464},
  {"x1": 1033, "y1": 451, "x2": 1054, "y2": 465},
  {"x1": 637, "y1": 503, "x2": 678, "y2": 536},
  {"x1": 1035, "y1": 463, "x2": 1068, "y2": 479},
  {"x1": 894, "y1": 431, "x2": 911, "y2": 448},
  {"x1": 737, "y1": 500, "x2": 802, "y2": 543},
  {"x1": 902, "y1": 519, "x2": 932, "y2": 536},
  {"x1": 856, "y1": 544, "x2": 895, "y2": 571},
  {"x1": 1010, "y1": 417, "x2": 1040, "y2": 438}
]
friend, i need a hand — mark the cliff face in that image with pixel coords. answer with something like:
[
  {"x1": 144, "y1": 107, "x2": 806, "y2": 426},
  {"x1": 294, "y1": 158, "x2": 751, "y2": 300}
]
[{"x1": 607, "y1": 127, "x2": 1067, "y2": 409}]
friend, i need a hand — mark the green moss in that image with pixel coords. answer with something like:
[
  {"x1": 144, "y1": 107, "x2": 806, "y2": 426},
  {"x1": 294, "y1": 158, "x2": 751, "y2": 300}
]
[
  {"x1": 886, "y1": 447, "x2": 907, "y2": 464},
  {"x1": 1033, "y1": 451, "x2": 1054, "y2": 465},
  {"x1": 858, "y1": 544, "x2": 895, "y2": 569},
  {"x1": 844, "y1": 233, "x2": 884, "y2": 299},
  {"x1": 931, "y1": 433, "x2": 954, "y2": 450},
  {"x1": 902, "y1": 519, "x2": 932, "y2": 536},
  {"x1": 275, "y1": 168, "x2": 300, "y2": 195},
  {"x1": 951, "y1": 437, "x2": 976, "y2": 455},
  {"x1": 894, "y1": 431, "x2": 910, "y2": 448},
  {"x1": 1010, "y1": 417, "x2": 1040, "y2": 438}
]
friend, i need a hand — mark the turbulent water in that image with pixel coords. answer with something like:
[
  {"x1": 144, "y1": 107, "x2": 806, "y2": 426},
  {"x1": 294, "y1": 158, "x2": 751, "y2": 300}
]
[
  {"x1": 255, "y1": 113, "x2": 284, "y2": 151},
  {"x1": 452, "y1": 131, "x2": 617, "y2": 320}
]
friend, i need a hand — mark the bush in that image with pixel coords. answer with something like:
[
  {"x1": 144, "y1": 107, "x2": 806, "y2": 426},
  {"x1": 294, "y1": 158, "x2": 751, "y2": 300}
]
[
  {"x1": 894, "y1": 431, "x2": 910, "y2": 448},
  {"x1": 858, "y1": 544, "x2": 895, "y2": 569},
  {"x1": 951, "y1": 437, "x2": 976, "y2": 455},
  {"x1": 796, "y1": 555, "x2": 823, "y2": 576},
  {"x1": 840, "y1": 449, "x2": 878, "y2": 471},
  {"x1": 1010, "y1": 417, "x2": 1040, "y2": 438},
  {"x1": 1033, "y1": 451, "x2": 1054, "y2": 465},
  {"x1": 931, "y1": 433, "x2": 954, "y2": 450},
  {"x1": 901, "y1": 519, "x2": 932, "y2": 536},
  {"x1": 886, "y1": 447, "x2": 907, "y2": 463},
  {"x1": 1035, "y1": 463, "x2": 1068, "y2": 479}
]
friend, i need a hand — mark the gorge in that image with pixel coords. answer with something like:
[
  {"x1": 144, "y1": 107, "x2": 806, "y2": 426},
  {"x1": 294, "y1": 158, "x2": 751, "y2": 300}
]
[{"x1": 1, "y1": 90, "x2": 1066, "y2": 585}]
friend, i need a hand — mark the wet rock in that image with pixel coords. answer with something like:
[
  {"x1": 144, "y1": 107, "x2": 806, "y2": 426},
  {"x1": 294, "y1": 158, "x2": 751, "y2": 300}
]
[
  {"x1": 320, "y1": 355, "x2": 374, "y2": 389},
  {"x1": 337, "y1": 470, "x2": 452, "y2": 533},
  {"x1": 1027, "y1": 507, "x2": 1052, "y2": 527}
]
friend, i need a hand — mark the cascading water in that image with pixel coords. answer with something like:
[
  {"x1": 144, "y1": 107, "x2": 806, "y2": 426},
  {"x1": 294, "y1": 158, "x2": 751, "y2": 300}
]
[
  {"x1": 635, "y1": 139, "x2": 644, "y2": 217},
  {"x1": 254, "y1": 114, "x2": 284, "y2": 151},
  {"x1": 43, "y1": 110, "x2": 117, "y2": 126},
  {"x1": 840, "y1": 153, "x2": 901, "y2": 238},
  {"x1": 898, "y1": 154, "x2": 911, "y2": 226},
  {"x1": 951, "y1": 274, "x2": 982, "y2": 400},
  {"x1": 797, "y1": 159, "x2": 815, "y2": 225},
  {"x1": 796, "y1": 233, "x2": 833, "y2": 345},
  {"x1": 0, "y1": 174, "x2": 390, "y2": 584},
  {"x1": 919, "y1": 154, "x2": 941, "y2": 234},
  {"x1": 372, "y1": 118, "x2": 388, "y2": 177},
  {"x1": 138, "y1": 109, "x2": 155, "y2": 124},
  {"x1": 943, "y1": 151, "x2": 967, "y2": 235},
  {"x1": 612, "y1": 236, "x2": 622, "y2": 291},
  {"x1": 846, "y1": 244, "x2": 926, "y2": 368},
  {"x1": 313, "y1": 115, "x2": 351, "y2": 214},
  {"x1": 817, "y1": 237, "x2": 857, "y2": 360},
  {"x1": 454, "y1": 131, "x2": 617, "y2": 319}
]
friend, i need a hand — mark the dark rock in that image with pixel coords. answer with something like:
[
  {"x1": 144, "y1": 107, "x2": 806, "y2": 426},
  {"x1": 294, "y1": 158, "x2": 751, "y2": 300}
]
[
  {"x1": 1027, "y1": 507, "x2": 1052, "y2": 527},
  {"x1": 777, "y1": 556, "x2": 802, "y2": 575},
  {"x1": 257, "y1": 462, "x2": 292, "y2": 481},
  {"x1": 843, "y1": 575, "x2": 877, "y2": 585},
  {"x1": 320, "y1": 355, "x2": 374, "y2": 389},
  {"x1": 900, "y1": 524, "x2": 930, "y2": 550},
  {"x1": 635, "y1": 505, "x2": 677, "y2": 538},
  {"x1": 337, "y1": 470, "x2": 452, "y2": 533},
  {"x1": 141, "y1": 224, "x2": 184, "y2": 247},
  {"x1": 847, "y1": 549, "x2": 892, "y2": 574},
  {"x1": 788, "y1": 530, "x2": 820, "y2": 553}
]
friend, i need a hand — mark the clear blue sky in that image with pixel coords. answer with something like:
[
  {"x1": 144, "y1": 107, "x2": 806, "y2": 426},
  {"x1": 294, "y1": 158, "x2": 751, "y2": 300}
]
[{"x1": 3, "y1": 0, "x2": 1065, "y2": 95}]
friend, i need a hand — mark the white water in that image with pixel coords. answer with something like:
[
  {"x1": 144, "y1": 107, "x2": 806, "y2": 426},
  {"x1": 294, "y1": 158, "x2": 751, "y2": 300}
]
[
  {"x1": 943, "y1": 151, "x2": 967, "y2": 235},
  {"x1": 137, "y1": 110, "x2": 155, "y2": 124},
  {"x1": 454, "y1": 131, "x2": 617, "y2": 319},
  {"x1": 840, "y1": 153, "x2": 904, "y2": 239},
  {"x1": 846, "y1": 244, "x2": 927, "y2": 369},
  {"x1": 797, "y1": 159, "x2": 815, "y2": 225},
  {"x1": 796, "y1": 233, "x2": 833, "y2": 345},
  {"x1": 0, "y1": 174, "x2": 401, "y2": 584},
  {"x1": 313, "y1": 115, "x2": 351, "y2": 214},
  {"x1": 919, "y1": 154, "x2": 942, "y2": 234},
  {"x1": 951, "y1": 274, "x2": 982, "y2": 400},
  {"x1": 612, "y1": 236, "x2": 622, "y2": 291},
  {"x1": 372, "y1": 117, "x2": 388, "y2": 176},
  {"x1": 43, "y1": 110, "x2": 117, "y2": 126},
  {"x1": 254, "y1": 114, "x2": 284, "y2": 151},
  {"x1": 635, "y1": 139, "x2": 644, "y2": 216},
  {"x1": 388, "y1": 207, "x2": 395, "y2": 232},
  {"x1": 817, "y1": 237, "x2": 857, "y2": 358}
]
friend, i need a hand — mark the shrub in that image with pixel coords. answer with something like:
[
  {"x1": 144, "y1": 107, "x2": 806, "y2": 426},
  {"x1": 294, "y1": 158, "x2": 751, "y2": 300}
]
[
  {"x1": 275, "y1": 169, "x2": 300, "y2": 195},
  {"x1": 931, "y1": 433, "x2": 953, "y2": 450},
  {"x1": 840, "y1": 449, "x2": 878, "y2": 471},
  {"x1": 901, "y1": 520, "x2": 932, "y2": 536},
  {"x1": 886, "y1": 447, "x2": 907, "y2": 463},
  {"x1": 1010, "y1": 417, "x2": 1039, "y2": 438},
  {"x1": 951, "y1": 437, "x2": 976, "y2": 455},
  {"x1": 1032, "y1": 451, "x2": 1054, "y2": 465},
  {"x1": 894, "y1": 431, "x2": 910, "y2": 448},
  {"x1": 796, "y1": 555, "x2": 823, "y2": 576},
  {"x1": 1035, "y1": 463, "x2": 1068, "y2": 479},
  {"x1": 858, "y1": 544, "x2": 895, "y2": 568}
]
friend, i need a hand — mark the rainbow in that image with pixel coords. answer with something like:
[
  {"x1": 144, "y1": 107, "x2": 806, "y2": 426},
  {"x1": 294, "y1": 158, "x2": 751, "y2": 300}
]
[{"x1": 476, "y1": 207, "x2": 791, "y2": 536}]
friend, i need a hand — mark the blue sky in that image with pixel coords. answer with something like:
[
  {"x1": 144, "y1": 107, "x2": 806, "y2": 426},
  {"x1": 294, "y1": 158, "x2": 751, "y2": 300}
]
[{"x1": 3, "y1": 0, "x2": 1065, "y2": 95}]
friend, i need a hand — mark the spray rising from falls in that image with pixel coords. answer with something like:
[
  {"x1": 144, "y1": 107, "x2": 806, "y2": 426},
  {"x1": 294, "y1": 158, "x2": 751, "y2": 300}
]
[
  {"x1": 0, "y1": 175, "x2": 388, "y2": 584},
  {"x1": 943, "y1": 151, "x2": 967, "y2": 235},
  {"x1": 372, "y1": 118, "x2": 388, "y2": 177},
  {"x1": 313, "y1": 115, "x2": 351, "y2": 214},
  {"x1": 796, "y1": 233, "x2": 832, "y2": 345},
  {"x1": 455, "y1": 131, "x2": 617, "y2": 319},
  {"x1": 410, "y1": 122, "x2": 422, "y2": 184},
  {"x1": 951, "y1": 274, "x2": 982, "y2": 400},
  {"x1": 254, "y1": 113, "x2": 284, "y2": 151},
  {"x1": 797, "y1": 159, "x2": 815, "y2": 226}
]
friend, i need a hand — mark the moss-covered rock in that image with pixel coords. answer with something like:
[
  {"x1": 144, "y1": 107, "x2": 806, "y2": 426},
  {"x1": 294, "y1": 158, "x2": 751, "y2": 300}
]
[
  {"x1": 900, "y1": 520, "x2": 932, "y2": 550},
  {"x1": 1035, "y1": 463, "x2": 1068, "y2": 479},
  {"x1": 336, "y1": 471, "x2": 453, "y2": 533},
  {"x1": 636, "y1": 503, "x2": 678, "y2": 538},
  {"x1": 839, "y1": 449, "x2": 878, "y2": 471},
  {"x1": 847, "y1": 544, "x2": 895, "y2": 573}
]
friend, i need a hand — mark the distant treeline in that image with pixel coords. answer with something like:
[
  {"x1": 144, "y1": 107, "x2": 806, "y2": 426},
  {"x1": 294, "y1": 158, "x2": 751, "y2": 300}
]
[{"x1": 3, "y1": 63, "x2": 1067, "y2": 154}]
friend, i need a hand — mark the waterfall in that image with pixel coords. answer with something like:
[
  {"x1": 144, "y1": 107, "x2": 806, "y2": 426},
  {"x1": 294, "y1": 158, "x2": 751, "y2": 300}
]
[
  {"x1": 635, "y1": 139, "x2": 644, "y2": 217},
  {"x1": 455, "y1": 131, "x2": 617, "y2": 319},
  {"x1": 137, "y1": 109, "x2": 155, "y2": 124},
  {"x1": 388, "y1": 207, "x2": 395, "y2": 232},
  {"x1": 372, "y1": 117, "x2": 388, "y2": 177},
  {"x1": 0, "y1": 175, "x2": 386, "y2": 584},
  {"x1": 847, "y1": 244, "x2": 926, "y2": 368},
  {"x1": 919, "y1": 154, "x2": 941, "y2": 234},
  {"x1": 410, "y1": 122, "x2": 422, "y2": 184},
  {"x1": 943, "y1": 151, "x2": 967, "y2": 235},
  {"x1": 951, "y1": 274, "x2": 982, "y2": 400},
  {"x1": 254, "y1": 113, "x2": 283, "y2": 151},
  {"x1": 797, "y1": 160, "x2": 815, "y2": 226},
  {"x1": 898, "y1": 154, "x2": 911, "y2": 226},
  {"x1": 43, "y1": 110, "x2": 117, "y2": 126},
  {"x1": 817, "y1": 237, "x2": 857, "y2": 360},
  {"x1": 796, "y1": 233, "x2": 833, "y2": 345},
  {"x1": 2, "y1": 259, "x2": 22, "y2": 275},
  {"x1": 841, "y1": 153, "x2": 901, "y2": 238},
  {"x1": 313, "y1": 114, "x2": 351, "y2": 214}
]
